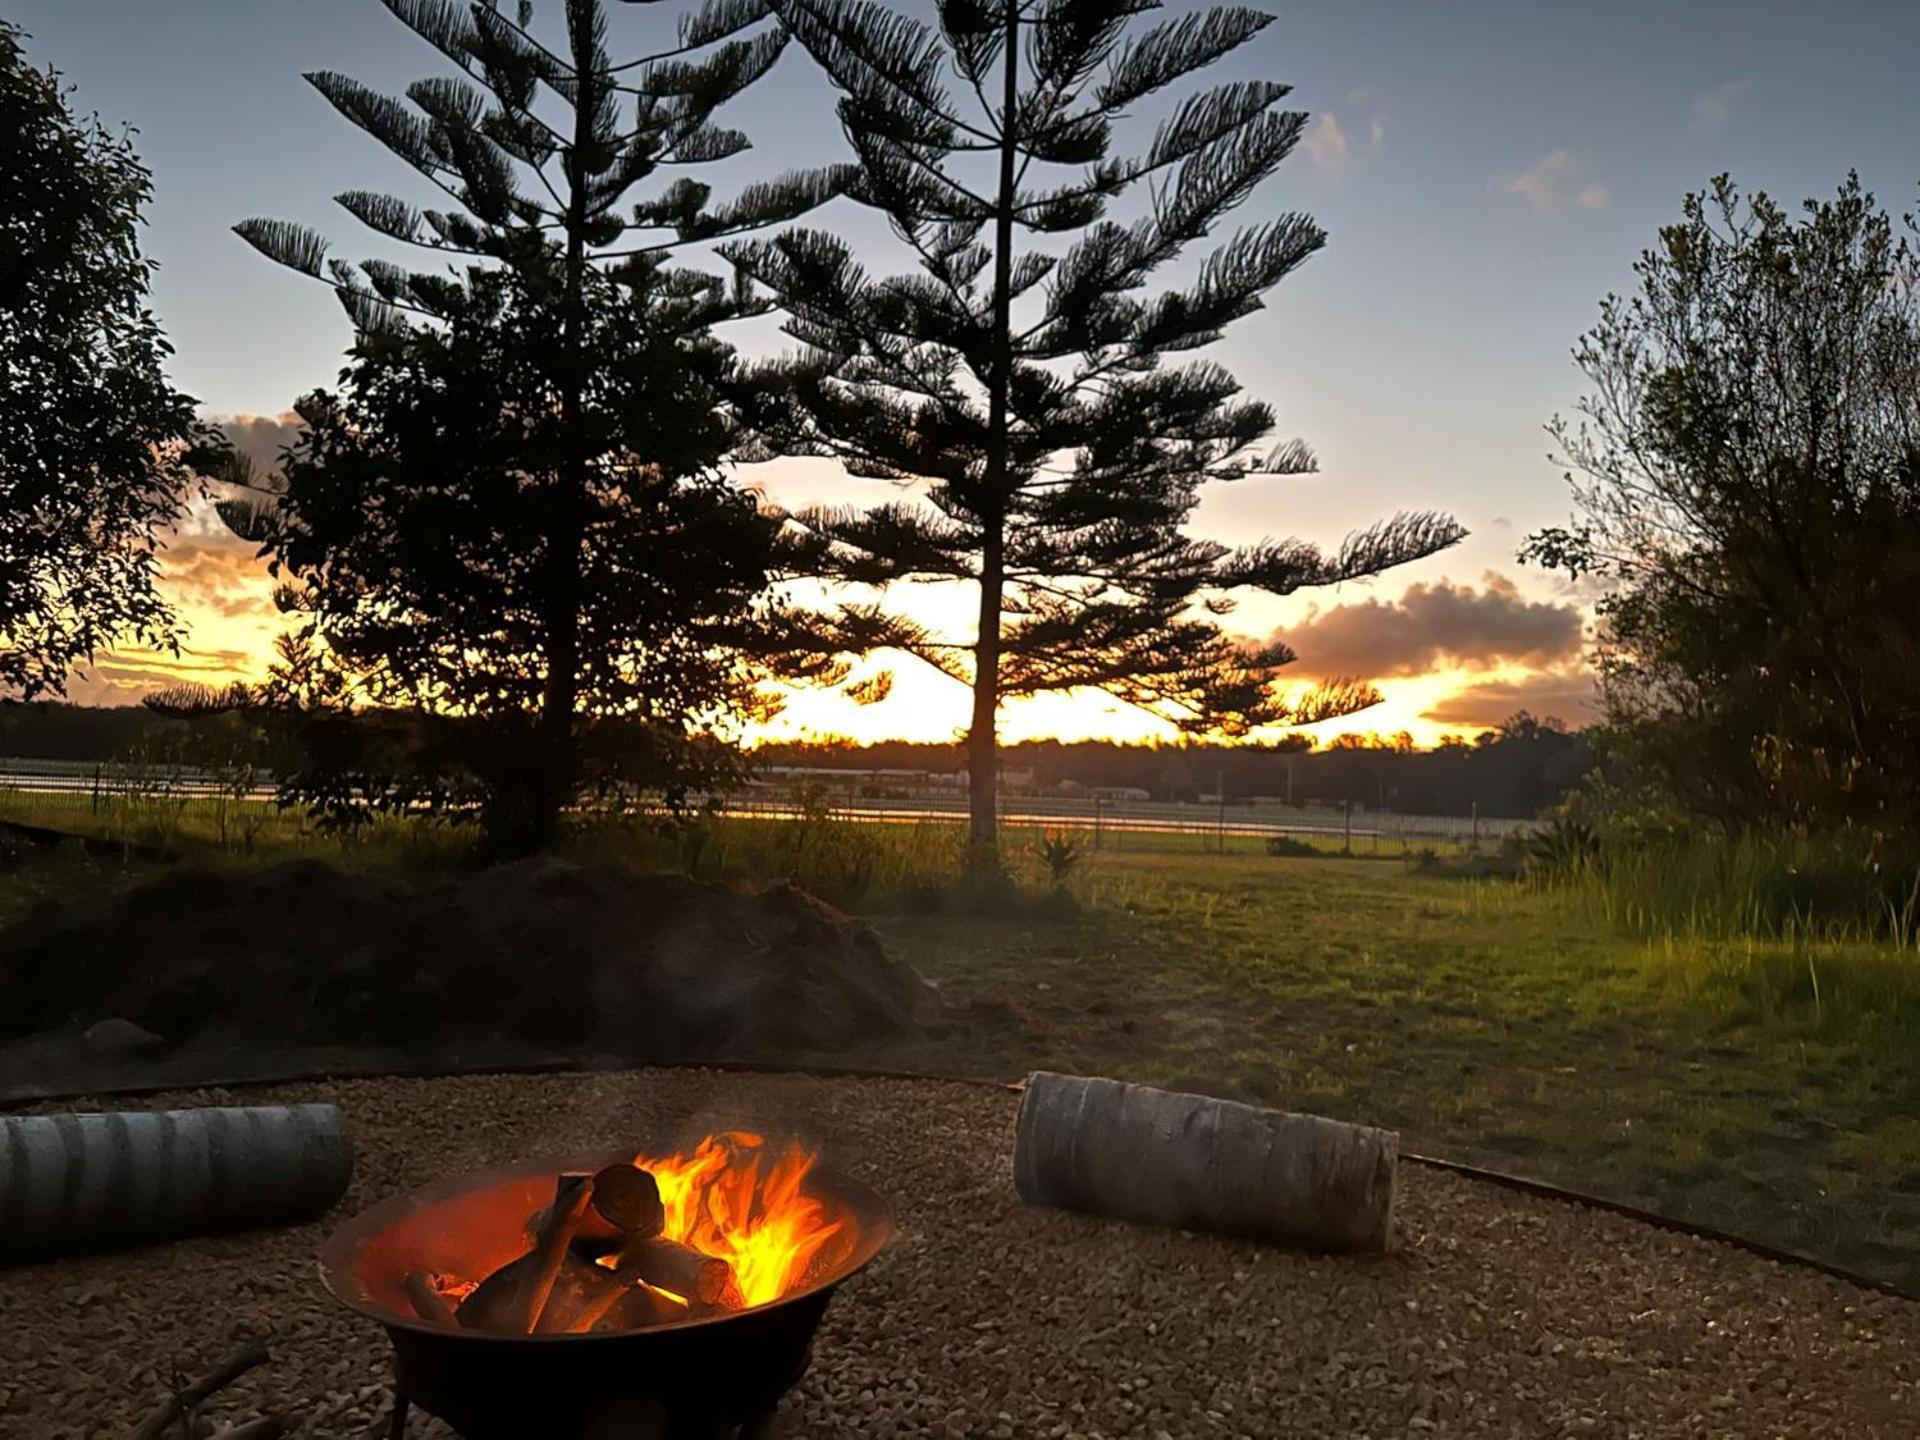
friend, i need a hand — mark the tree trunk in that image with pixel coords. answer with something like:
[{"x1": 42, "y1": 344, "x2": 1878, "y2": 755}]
[
  {"x1": 528, "y1": 25, "x2": 598, "y2": 855},
  {"x1": 968, "y1": 0, "x2": 1022, "y2": 856},
  {"x1": 1013, "y1": 1072, "x2": 1399, "y2": 1254}
]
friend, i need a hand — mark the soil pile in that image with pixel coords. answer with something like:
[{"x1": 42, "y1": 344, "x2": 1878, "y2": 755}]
[{"x1": 0, "y1": 859, "x2": 948, "y2": 1064}]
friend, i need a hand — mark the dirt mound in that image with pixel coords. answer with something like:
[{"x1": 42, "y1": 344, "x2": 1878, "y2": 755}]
[{"x1": 0, "y1": 859, "x2": 949, "y2": 1064}]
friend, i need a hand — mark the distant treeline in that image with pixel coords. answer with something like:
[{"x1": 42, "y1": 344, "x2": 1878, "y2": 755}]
[
  {"x1": 755, "y1": 717, "x2": 1592, "y2": 819},
  {"x1": 0, "y1": 702, "x2": 170, "y2": 762},
  {"x1": 0, "y1": 704, "x2": 1594, "y2": 820}
]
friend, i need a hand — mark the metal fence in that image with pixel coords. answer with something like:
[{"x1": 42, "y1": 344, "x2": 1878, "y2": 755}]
[
  {"x1": 717, "y1": 790, "x2": 1538, "y2": 854},
  {"x1": 0, "y1": 758, "x2": 1539, "y2": 856}
]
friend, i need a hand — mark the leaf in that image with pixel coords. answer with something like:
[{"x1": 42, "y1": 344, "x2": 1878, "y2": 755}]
[
  {"x1": 407, "y1": 75, "x2": 488, "y2": 131},
  {"x1": 335, "y1": 190, "x2": 426, "y2": 246},
  {"x1": 305, "y1": 71, "x2": 439, "y2": 172},
  {"x1": 216, "y1": 498, "x2": 280, "y2": 546},
  {"x1": 379, "y1": 0, "x2": 480, "y2": 67},
  {"x1": 1099, "y1": 6, "x2": 1274, "y2": 108},
  {"x1": 678, "y1": 0, "x2": 774, "y2": 48},
  {"x1": 233, "y1": 219, "x2": 331, "y2": 278}
]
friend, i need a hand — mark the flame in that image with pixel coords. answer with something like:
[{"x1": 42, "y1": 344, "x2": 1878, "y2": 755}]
[{"x1": 633, "y1": 1131, "x2": 844, "y2": 1309}]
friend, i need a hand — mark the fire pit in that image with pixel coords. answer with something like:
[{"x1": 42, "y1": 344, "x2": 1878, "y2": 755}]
[{"x1": 318, "y1": 1133, "x2": 891, "y2": 1439}]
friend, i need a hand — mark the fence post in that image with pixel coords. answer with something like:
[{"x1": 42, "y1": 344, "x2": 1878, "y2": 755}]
[
  {"x1": 1343, "y1": 799, "x2": 1352, "y2": 855},
  {"x1": 92, "y1": 765, "x2": 102, "y2": 814},
  {"x1": 1471, "y1": 800, "x2": 1480, "y2": 853},
  {"x1": 1093, "y1": 796, "x2": 1103, "y2": 851}
]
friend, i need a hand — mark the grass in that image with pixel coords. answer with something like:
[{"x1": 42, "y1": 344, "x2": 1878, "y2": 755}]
[
  {"x1": 3, "y1": 788, "x2": 1917, "y2": 1290},
  {"x1": 865, "y1": 847, "x2": 1920, "y2": 1292}
]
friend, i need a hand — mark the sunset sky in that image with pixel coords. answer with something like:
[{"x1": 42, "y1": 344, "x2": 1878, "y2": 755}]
[{"x1": 15, "y1": 1, "x2": 1918, "y2": 746}]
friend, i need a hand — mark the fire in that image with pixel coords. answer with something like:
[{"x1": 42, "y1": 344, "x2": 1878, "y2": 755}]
[{"x1": 634, "y1": 1131, "x2": 843, "y2": 1308}]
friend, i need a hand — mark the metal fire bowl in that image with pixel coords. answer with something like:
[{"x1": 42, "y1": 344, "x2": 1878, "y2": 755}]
[{"x1": 318, "y1": 1151, "x2": 893, "y2": 1439}]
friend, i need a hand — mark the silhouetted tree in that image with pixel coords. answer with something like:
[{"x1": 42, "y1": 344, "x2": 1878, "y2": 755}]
[
  {"x1": 1525, "y1": 176, "x2": 1920, "y2": 830},
  {"x1": 0, "y1": 22, "x2": 204, "y2": 700},
  {"x1": 728, "y1": 0, "x2": 1463, "y2": 850},
  {"x1": 218, "y1": 0, "x2": 848, "y2": 849}
]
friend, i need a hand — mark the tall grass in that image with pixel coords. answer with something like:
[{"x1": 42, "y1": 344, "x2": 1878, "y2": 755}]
[
  {"x1": 1530, "y1": 828, "x2": 1920, "y2": 1038},
  {"x1": 1545, "y1": 828, "x2": 1920, "y2": 946}
]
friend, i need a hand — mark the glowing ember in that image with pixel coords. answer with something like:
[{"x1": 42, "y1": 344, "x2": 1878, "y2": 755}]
[{"x1": 633, "y1": 1131, "x2": 844, "y2": 1308}]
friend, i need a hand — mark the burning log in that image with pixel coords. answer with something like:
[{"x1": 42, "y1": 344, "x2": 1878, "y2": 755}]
[
  {"x1": 612, "y1": 1236, "x2": 733, "y2": 1307},
  {"x1": 403, "y1": 1270, "x2": 460, "y2": 1326},
  {"x1": 1014, "y1": 1071, "x2": 1400, "y2": 1254},
  {"x1": 456, "y1": 1173, "x2": 595, "y2": 1333},
  {"x1": 591, "y1": 1162, "x2": 665, "y2": 1238}
]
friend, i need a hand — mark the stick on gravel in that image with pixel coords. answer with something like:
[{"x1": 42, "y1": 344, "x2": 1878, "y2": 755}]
[
  {"x1": 128, "y1": 1341, "x2": 270, "y2": 1440},
  {"x1": 206, "y1": 1418, "x2": 287, "y2": 1440},
  {"x1": 1014, "y1": 1071, "x2": 1399, "y2": 1253}
]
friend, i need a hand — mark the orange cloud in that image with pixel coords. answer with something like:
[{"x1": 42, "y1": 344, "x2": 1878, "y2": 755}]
[
  {"x1": 1421, "y1": 672, "x2": 1598, "y2": 728},
  {"x1": 1276, "y1": 572, "x2": 1584, "y2": 680}
]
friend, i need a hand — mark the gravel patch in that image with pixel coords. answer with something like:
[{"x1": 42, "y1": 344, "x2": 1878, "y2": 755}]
[{"x1": 1, "y1": 1070, "x2": 1914, "y2": 1438}]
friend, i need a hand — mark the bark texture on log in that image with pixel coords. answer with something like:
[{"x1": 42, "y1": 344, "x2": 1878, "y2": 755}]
[
  {"x1": 1, "y1": 1105, "x2": 351, "y2": 1259},
  {"x1": 1013, "y1": 1071, "x2": 1398, "y2": 1254},
  {"x1": 615, "y1": 1235, "x2": 731, "y2": 1305}
]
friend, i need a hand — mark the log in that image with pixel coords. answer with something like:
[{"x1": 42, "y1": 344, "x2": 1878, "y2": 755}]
[
  {"x1": 1013, "y1": 1071, "x2": 1398, "y2": 1254},
  {"x1": 129, "y1": 1341, "x2": 270, "y2": 1440},
  {"x1": 612, "y1": 1236, "x2": 732, "y2": 1306},
  {"x1": 456, "y1": 1254, "x2": 535, "y2": 1333},
  {"x1": 591, "y1": 1163, "x2": 665, "y2": 1239},
  {"x1": 402, "y1": 1270, "x2": 459, "y2": 1326},
  {"x1": 531, "y1": 1252, "x2": 631, "y2": 1334},
  {"x1": 510, "y1": 1174, "x2": 595, "y2": 1332},
  {"x1": 590, "y1": 1281, "x2": 680, "y2": 1332},
  {"x1": 1, "y1": 1105, "x2": 352, "y2": 1259},
  {"x1": 534, "y1": 1171, "x2": 620, "y2": 1249}
]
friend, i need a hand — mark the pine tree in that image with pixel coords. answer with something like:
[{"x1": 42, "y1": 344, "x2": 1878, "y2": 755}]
[
  {"x1": 219, "y1": 0, "x2": 850, "y2": 849},
  {"x1": 726, "y1": 0, "x2": 1463, "y2": 850}
]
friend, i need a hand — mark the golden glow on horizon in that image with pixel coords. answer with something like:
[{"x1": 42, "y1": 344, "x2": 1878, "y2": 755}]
[
  {"x1": 68, "y1": 504, "x2": 1589, "y2": 747},
  {"x1": 752, "y1": 655, "x2": 1498, "y2": 750}
]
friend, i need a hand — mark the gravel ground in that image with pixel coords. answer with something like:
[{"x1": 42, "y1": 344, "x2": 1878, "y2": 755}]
[{"x1": 1, "y1": 1070, "x2": 1914, "y2": 1439}]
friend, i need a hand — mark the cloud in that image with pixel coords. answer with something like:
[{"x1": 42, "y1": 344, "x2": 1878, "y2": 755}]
[
  {"x1": 1421, "y1": 672, "x2": 1598, "y2": 728},
  {"x1": 60, "y1": 646, "x2": 263, "y2": 707},
  {"x1": 153, "y1": 508, "x2": 277, "y2": 622},
  {"x1": 1304, "y1": 114, "x2": 1352, "y2": 172},
  {"x1": 1276, "y1": 572, "x2": 1585, "y2": 680},
  {"x1": 209, "y1": 410, "x2": 301, "y2": 480},
  {"x1": 1692, "y1": 79, "x2": 1751, "y2": 130},
  {"x1": 1303, "y1": 101, "x2": 1384, "y2": 175},
  {"x1": 1499, "y1": 149, "x2": 1609, "y2": 214}
]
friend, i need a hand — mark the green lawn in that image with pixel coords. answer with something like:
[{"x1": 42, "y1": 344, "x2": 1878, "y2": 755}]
[
  {"x1": 3, "y1": 791, "x2": 1916, "y2": 1291},
  {"x1": 866, "y1": 849, "x2": 1920, "y2": 1292}
]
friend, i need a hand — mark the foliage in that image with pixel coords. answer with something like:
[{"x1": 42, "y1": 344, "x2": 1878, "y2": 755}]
[
  {"x1": 1524, "y1": 814, "x2": 1600, "y2": 874},
  {"x1": 1525, "y1": 175, "x2": 1920, "y2": 831},
  {"x1": 0, "y1": 23, "x2": 205, "y2": 699},
  {"x1": 727, "y1": 0, "x2": 1463, "y2": 845},
  {"x1": 214, "y1": 0, "x2": 848, "y2": 851},
  {"x1": 1535, "y1": 824, "x2": 1920, "y2": 953},
  {"x1": 748, "y1": 718, "x2": 1591, "y2": 816},
  {"x1": 1264, "y1": 834, "x2": 1318, "y2": 858},
  {"x1": 1033, "y1": 829, "x2": 1083, "y2": 886}
]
